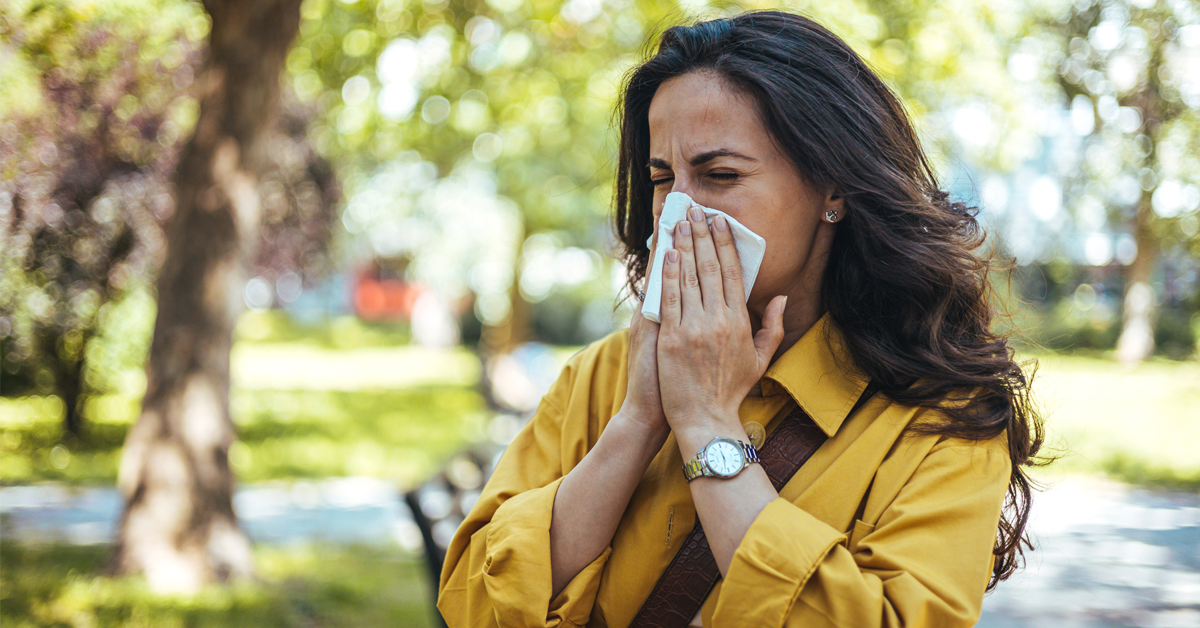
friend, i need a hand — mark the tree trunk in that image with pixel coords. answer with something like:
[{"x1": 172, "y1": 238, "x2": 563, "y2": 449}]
[
  {"x1": 476, "y1": 243, "x2": 531, "y2": 412},
  {"x1": 479, "y1": 226, "x2": 530, "y2": 357},
  {"x1": 1115, "y1": 40, "x2": 1166, "y2": 367},
  {"x1": 41, "y1": 324, "x2": 87, "y2": 438},
  {"x1": 480, "y1": 274, "x2": 530, "y2": 356},
  {"x1": 112, "y1": 0, "x2": 302, "y2": 593},
  {"x1": 58, "y1": 338, "x2": 85, "y2": 438},
  {"x1": 1115, "y1": 193, "x2": 1157, "y2": 365}
]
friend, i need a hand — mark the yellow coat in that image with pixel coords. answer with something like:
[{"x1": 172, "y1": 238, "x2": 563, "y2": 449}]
[{"x1": 439, "y1": 315, "x2": 1009, "y2": 627}]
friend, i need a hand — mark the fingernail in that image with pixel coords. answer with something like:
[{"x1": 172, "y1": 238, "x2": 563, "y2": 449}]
[
  {"x1": 714, "y1": 215, "x2": 728, "y2": 231},
  {"x1": 689, "y1": 206, "x2": 703, "y2": 221},
  {"x1": 679, "y1": 220, "x2": 691, "y2": 236},
  {"x1": 667, "y1": 249, "x2": 679, "y2": 263}
]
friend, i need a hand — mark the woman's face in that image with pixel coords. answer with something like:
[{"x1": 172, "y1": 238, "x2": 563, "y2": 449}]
[{"x1": 647, "y1": 71, "x2": 839, "y2": 318}]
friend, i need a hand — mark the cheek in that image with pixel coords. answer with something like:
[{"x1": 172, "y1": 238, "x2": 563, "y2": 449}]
[
  {"x1": 652, "y1": 191, "x2": 666, "y2": 218},
  {"x1": 753, "y1": 217, "x2": 818, "y2": 279},
  {"x1": 734, "y1": 209, "x2": 806, "y2": 254},
  {"x1": 747, "y1": 238, "x2": 812, "y2": 303}
]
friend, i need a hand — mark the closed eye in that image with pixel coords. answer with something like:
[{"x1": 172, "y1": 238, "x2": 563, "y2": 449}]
[
  {"x1": 651, "y1": 176, "x2": 674, "y2": 187},
  {"x1": 708, "y1": 172, "x2": 739, "y2": 182}
]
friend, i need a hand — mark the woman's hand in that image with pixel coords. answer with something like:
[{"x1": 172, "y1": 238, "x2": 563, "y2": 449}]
[
  {"x1": 657, "y1": 206, "x2": 788, "y2": 440},
  {"x1": 615, "y1": 206, "x2": 669, "y2": 440}
]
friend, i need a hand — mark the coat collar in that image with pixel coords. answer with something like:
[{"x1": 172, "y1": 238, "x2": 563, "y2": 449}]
[{"x1": 761, "y1": 314, "x2": 869, "y2": 437}]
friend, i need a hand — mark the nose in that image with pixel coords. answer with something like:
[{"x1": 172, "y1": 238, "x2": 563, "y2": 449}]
[
  {"x1": 670, "y1": 174, "x2": 695, "y2": 199},
  {"x1": 672, "y1": 177, "x2": 715, "y2": 211},
  {"x1": 654, "y1": 177, "x2": 694, "y2": 219}
]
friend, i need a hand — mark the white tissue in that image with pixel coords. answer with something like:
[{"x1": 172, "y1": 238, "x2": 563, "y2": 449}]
[{"x1": 641, "y1": 192, "x2": 767, "y2": 323}]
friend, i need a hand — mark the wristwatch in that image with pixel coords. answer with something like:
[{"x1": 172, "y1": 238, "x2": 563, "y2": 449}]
[{"x1": 682, "y1": 437, "x2": 760, "y2": 482}]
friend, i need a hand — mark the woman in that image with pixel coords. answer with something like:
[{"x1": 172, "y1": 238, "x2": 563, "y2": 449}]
[{"x1": 439, "y1": 11, "x2": 1042, "y2": 628}]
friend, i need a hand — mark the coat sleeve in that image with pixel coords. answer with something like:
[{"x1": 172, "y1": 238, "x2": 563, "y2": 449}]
[
  {"x1": 438, "y1": 342, "x2": 620, "y2": 628},
  {"x1": 711, "y1": 436, "x2": 1011, "y2": 628}
]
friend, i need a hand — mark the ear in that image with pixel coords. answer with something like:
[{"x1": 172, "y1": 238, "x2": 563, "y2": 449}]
[{"x1": 821, "y1": 189, "x2": 845, "y2": 224}]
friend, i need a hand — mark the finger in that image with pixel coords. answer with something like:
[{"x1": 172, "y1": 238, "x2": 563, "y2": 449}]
[
  {"x1": 673, "y1": 220, "x2": 703, "y2": 317},
  {"x1": 687, "y1": 206, "x2": 724, "y2": 311},
  {"x1": 711, "y1": 215, "x2": 745, "y2": 309},
  {"x1": 754, "y1": 295, "x2": 788, "y2": 367},
  {"x1": 661, "y1": 248, "x2": 682, "y2": 325}
]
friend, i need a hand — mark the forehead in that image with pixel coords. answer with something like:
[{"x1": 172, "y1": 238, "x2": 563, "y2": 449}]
[{"x1": 647, "y1": 72, "x2": 769, "y2": 157}]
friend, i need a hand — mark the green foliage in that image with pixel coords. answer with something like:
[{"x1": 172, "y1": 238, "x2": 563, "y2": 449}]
[
  {"x1": 0, "y1": 0, "x2": 340, "y2": 433},
  {"x1": 0, "y1": 543, "x2": 437, "y2": 628},
  {"x1": 1003, "y1": 261, "x2": 1197, "y2": 357},
  {"x1": 291, "y1": 0, "x2": 1020, "y2": 335},
  {"x1": 1153, "y1": 305, "x2": 1199, "y2": 359},
  {"x1": 1023, "y1": 300, "x2": 1123, "y2": 352},
  {"x1": 83, "y1": 289, "x2": 157, "y2": 399},
  {"x1": 1016, "y1": 0, "x2": 1200, "y2": 287},
  {"x1": 0, "y1": 0, "x2": 202, "y2": 407},
  {"x1": 0, "y1": 0, "x2": 209, "y2": 171}
]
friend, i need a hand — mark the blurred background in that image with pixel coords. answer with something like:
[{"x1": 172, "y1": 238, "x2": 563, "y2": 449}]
[{"x1": 1, "y1": 0, "x2": 1198, "y2": 626}]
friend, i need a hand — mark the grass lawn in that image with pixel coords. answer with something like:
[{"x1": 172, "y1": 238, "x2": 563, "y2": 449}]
[
  {"x1": 0, "y1": 341, "x2": 490, "y2": 488},
  {"x1": 1026, "y1": 351, "x2": 1200, "y2": 489},
  {"x1": 0, "y1": 384, "x2": 490, "y2": 488},
  {"x1": 1, "y1": 337, "x2": 1197, "y2": 491},
  {"x1": 0, "y1": 542, "x2": 439, "y2": 628}
]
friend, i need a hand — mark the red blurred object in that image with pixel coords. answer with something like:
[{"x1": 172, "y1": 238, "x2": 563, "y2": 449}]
[{"x1": 353, "y1": 266, "x2": 421, "y2": 321}]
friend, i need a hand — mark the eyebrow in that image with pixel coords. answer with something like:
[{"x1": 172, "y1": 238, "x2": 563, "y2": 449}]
[{"x1": 647, "y1": 149, "x2": 758, "y2": 170}]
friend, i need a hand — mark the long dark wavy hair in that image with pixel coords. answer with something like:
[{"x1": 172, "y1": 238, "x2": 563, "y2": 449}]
[{"x1": 613, "y1": 11, "x2": 1044, "y2": 590}]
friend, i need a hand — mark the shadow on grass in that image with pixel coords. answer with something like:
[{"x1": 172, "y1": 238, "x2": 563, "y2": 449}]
[
  {"x1": 0, "y1": 542, "x2": 440, "y2": 628},
  {"x1": 1100, "y1": 453, "x2": 1200, "y2": 492}
]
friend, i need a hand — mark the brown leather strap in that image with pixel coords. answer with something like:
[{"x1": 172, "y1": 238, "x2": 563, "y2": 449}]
[
  {"x1": 628, "y1": 520, "x2": 722, "y2": 628},
  {"x1": 629, "y1": 382, "x2": 879, "y2": 628}
]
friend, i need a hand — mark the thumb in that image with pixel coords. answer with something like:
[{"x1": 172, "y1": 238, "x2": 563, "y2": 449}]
[{"x1": 753, "y1": 295, "x2": 787, "y2": 367}]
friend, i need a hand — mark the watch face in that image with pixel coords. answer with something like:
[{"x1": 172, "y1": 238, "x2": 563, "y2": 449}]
[{"x1": 704, "y1": 440, "x2": 745, "y2": 477}]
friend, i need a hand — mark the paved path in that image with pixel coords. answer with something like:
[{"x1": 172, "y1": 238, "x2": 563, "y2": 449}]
[
  {"x1": 3, "y1": 476, "x2": 1198, "y2": 627},
  {"x1": 0, "y1": 477, "x2": 425, "y2": 550},
  {"x1": 977, "y1": 476, "x2": 1200, "y2": 628}
]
